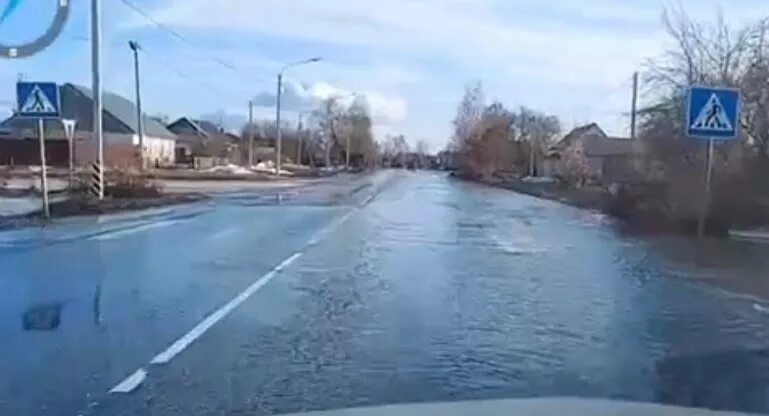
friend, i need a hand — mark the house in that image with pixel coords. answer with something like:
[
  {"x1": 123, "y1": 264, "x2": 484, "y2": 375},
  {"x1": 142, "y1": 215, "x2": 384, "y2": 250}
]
[
  {"x1": 166, "y1": 117, "x2": 241, "y2": 165},
  {"x1": 437, "y1": 150, "x2": 459, "y2": 170},
  {"x1": 0, "y1": 83, "x2": 177, "y2": 168},
  {"x1": 0, "y1": 125, "x2": 72, "y2": 166},
  {"x1": 543, "y1": 123, "x2": 645, "y2": 183}
]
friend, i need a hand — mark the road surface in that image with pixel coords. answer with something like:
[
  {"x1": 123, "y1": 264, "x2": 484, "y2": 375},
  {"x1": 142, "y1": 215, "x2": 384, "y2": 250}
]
[{"x1": 2, "y1": 171, "x2": 769, "y2": 416}]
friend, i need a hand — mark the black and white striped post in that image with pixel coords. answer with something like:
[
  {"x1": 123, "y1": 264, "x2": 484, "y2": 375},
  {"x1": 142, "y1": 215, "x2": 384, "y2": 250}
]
[{"x1": 90, "y1": 162, "x2": 103, "y2": 198}]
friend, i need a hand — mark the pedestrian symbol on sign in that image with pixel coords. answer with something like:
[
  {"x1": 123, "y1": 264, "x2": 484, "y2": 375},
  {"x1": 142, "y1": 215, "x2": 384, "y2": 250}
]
[
  {"x1": 686, "y1": 86, "x2": 740, "y2": 139},
  {"x1": 20, "y1": 85, "x2": 57, "y2": 114},
  {"x1": 16, "y1": 82, "x2": 60, "y2": 118},
  {"x1": 690, "y1": 93, "x2": 733, "y2": 132}
]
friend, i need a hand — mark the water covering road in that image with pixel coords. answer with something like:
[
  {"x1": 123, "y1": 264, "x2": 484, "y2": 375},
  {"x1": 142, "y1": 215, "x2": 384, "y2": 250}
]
[{"x1": 3, "y1": 171, "x2": 769, "y2": 416}]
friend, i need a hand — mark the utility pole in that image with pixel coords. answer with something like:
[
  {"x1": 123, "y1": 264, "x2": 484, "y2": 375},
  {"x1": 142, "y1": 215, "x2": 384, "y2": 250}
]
[
  {"x1": 326, "y1": 99, "x2": 334, "y2": 167},
  {"x1": 275, "y1": 73, "x2": 283, "y2": 175},
  {"x1": 522, "y1": 110, "x2": 534, "y2": 177},
  {"x1": 248, "y1": 100, "x2": 254, "y2": 167},
  {"x1": 129, "y1": 40, "x2": 144, "y2": 170},
  {"x1": 346, "y1": 125, "x2": 351, "y2": 170},
  {"x1": 631, "y1": 71, "x2": 639, "y2": 140},
  {"x1": 91, "y1": 0, "x2": 104, "y2": 199},
  {"x1": 38, "y1": 119, "x2": 49, "y2": 218},
  {"x1": 297, "y1": 113, "x2": 303, "y2": 165}
]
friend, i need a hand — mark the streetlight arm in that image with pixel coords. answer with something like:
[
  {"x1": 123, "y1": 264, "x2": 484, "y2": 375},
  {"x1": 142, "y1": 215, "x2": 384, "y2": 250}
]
[{"x1": 279, "y1": 57, "x2": 322, "y2": 75}]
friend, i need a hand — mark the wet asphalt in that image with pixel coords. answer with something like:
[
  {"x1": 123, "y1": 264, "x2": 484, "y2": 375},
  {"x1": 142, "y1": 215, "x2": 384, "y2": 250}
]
[{"x1": 3, "y1": 171, "x2": 769, "y2": 416}]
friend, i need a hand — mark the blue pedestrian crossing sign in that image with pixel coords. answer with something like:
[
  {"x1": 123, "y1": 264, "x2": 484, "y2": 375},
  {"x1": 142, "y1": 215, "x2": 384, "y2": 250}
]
[
  {"x1": 687, "y1": 86, "x2": 740, "y2": 139},
  {"x1": 16, "y1": 82, "x2": 60, "y2": 118}
]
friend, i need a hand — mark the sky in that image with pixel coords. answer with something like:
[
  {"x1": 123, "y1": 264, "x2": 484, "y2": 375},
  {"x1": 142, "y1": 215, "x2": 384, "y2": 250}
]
[{"x1": 0, "y1": 0, "x2": 767, "y2": 152}]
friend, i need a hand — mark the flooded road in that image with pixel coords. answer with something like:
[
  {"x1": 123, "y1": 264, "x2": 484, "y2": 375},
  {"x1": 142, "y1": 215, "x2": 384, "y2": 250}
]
[{"x1": 3, "y1": 171, "x2": 769, "y2": 415}]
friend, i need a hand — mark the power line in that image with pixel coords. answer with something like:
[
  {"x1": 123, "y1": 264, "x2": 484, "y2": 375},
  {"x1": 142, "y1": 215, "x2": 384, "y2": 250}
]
[
  {"x1": 118, "y1": 0, "x2": 253, "y2": 77},
  {"x1": 140, "y1": 45, "x2": 247, "y2": 97}
]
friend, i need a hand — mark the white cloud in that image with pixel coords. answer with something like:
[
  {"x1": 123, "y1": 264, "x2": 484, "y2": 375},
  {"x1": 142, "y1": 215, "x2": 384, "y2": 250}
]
[
  {"x1": 122, "y1": 0, "x2": 769, "y2": 148},
  {"x1": 250, "y1": 80, "x2": 407, "y2": 128}
]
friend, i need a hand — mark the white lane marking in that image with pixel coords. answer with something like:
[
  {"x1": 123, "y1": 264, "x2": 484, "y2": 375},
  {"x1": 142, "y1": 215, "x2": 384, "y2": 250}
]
[
  {"x1": 211, "y1": 227, "x2": 238, "y2": 241},
  {"x1": 96, "y1": 207, "x2": 172, "y2": 224},
  {"x1": 335, "y1": 211, "x2": 354, "y2": 228},
  {"x1": 149, "y1": 252, "x2": 302, "y2": 365},
  {"x1": 754, "y1": 303, "x2": 769, "y2": 314},
  {"x1": 150, "y1": 269, "x2": 279, "y2": 364},
  {"x1": 92, "y1": 220, "x2": 182, "y2": 241},
  {"x1": 276, "y1": 252, "x2": 302, "y2": 271},
  {"x1": 111, "y1": 209, "x2": 357, "y2": 394},
  {"x1": 306, "y1": 211, "x2": 355, "y2": 248},
  {"x1": 109, "y1": 369, "x2": 147, "y2": 394}
]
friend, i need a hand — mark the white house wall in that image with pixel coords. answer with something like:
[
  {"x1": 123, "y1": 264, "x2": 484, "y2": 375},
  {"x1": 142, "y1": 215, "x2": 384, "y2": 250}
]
[{"x1": 131, "y1": 134, "x2": 176, "y2": 165}]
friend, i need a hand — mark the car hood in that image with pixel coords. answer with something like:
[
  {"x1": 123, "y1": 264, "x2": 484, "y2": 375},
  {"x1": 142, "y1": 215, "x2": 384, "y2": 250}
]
[{"x1": 282, "y1": 398, "x2": 756, "y2": 416}]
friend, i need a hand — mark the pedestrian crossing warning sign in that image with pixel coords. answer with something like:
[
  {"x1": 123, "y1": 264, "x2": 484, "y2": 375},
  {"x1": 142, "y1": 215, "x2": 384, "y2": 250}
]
[
  {"x1": 690, "y1": 94, "x2": 733, "y2": 131},
  {"x1": 21, "y1": 85, "x2": 57, "y2": 114},
  {"x1": 16, "y1": 82, "x2": 60, "y2": 118},
  {"x1": 687, "y1": 86, "x2": 740, "y2": 139}
]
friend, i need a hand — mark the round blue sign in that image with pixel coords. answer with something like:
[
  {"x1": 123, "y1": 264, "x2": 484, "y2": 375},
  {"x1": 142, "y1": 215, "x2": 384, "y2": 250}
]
[{"x1": 0, "y1": 0, "x2": 71, "y2": 59}]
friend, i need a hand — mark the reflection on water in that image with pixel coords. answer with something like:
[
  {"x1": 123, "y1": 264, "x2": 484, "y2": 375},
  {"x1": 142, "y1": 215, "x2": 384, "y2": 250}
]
[
  {"x1": 264, "y1": 173, "x2": 769, "y2": 415},
  {"x1": 4, "y1": 172, "x2": 769, "y2": 415},
  {"x1": 655, "y1": 348, "x2": 769, "y2": 411},
  {"x1": 643, "y1": 236, "x2": 769, "y2": 302},
  {"x1": 22, "y1": 303, "x2": 61, "y2": 331}
]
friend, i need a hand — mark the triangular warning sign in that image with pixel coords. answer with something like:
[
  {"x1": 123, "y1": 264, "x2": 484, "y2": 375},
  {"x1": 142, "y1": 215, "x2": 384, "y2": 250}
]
[
  {"x1": 691, "y1": 93, "x2": 733, "y2": 131},
  {"x1": 20, "y1": 85, "x2": 57, "y2": 114}
]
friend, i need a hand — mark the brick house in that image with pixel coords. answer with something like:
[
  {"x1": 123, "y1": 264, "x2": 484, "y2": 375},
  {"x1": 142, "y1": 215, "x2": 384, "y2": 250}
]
[
  {"x1": 543, "y1": 123, "x2": 645, "y2": 183},
  {"x1": 166, "y1": 117, "x2": 241, "y2": 165},
  {"x1": 0, "y1": 83, "x2": 177, "y2": 168}
]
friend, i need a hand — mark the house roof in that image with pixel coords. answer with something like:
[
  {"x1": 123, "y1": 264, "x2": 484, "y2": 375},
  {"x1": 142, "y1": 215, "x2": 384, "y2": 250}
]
[
  {"x1": 69, "y1": 84, "x2": 176, "y2": 139},
  {"x1": 224, "y1": 132, "x2": 242, "y2": 142},
  {"x1": 558, "y1": 123, "x2": 606, "y2": 146},
  {"x1": 167, "y1": 117, "x2": 221, "y2": 137},
  {"x1": 0, "y1": 83, "x2": 176, "y2": 139},
  {"x1": 193, "y1": 119, "x2": 220, "y2": 135},
  {"x1": 553, "y1": 123, "x2": 637, "y2": 157}
]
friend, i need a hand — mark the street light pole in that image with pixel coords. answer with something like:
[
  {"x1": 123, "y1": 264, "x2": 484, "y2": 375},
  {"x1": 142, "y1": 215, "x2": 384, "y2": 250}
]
[
  {"x1": 248, "y1": 100, "x2": 254, "y2": 168},
  {"x1": 275, "y1": 57, "x2": 321, "y2": 175},
  {"x1": 297, "y1": 113, "x2": 304, "y2": 165},
  {"x1": 346, "y1": 123, "x2": 351, "y2": 170},
  {"x1": 276, "y1": 73, "x2": 283, "y2": 175},
  {"x1": 129, "y1": 40, "x2": 144, "y2": 171}
]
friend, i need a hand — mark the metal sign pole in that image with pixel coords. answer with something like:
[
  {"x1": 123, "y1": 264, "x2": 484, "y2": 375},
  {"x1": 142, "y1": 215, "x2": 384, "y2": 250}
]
[
  {"x1": 68, "y1": 131, "x2": 74, "y2": 188},
  {"x1": 62, "y1": 119, "x2": 77, "y2": 189},
  {"x1": 697, "y1": 138, "x2": 715, "y2": 238},
  {"x1": 37, "y1": 118, "x2": 50, "y2": 218}
]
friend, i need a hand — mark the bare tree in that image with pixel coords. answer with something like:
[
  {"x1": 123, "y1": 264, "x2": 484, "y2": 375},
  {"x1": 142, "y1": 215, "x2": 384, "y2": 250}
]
[
  {"x1": 310, "y1": 98, "x2": 346, "y2": 167},
  {"x1": 450, "y1": 92, "x2": 561, "y2": 179},
  {"x1": 637, "y1": 7, "x2": 769, "y2": 230},
  {"x1": 452, "y1": 81, "x2": 485, "y2": 151},
  {"x1": 644, "y1": 7, "x2": 765, "y2": 148},
  {"x1": 339, "y1": 98, "x2": 379, "y2": 168},
  {"x1": 415, "y1": 140, "x2": 430, "y2": 168},
  {"x1": 509, "y1": 106, "x2": 561, "y2": 176},
  {"x1": 561, "y1": 141, "x2": 591, "y2": 186}
]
